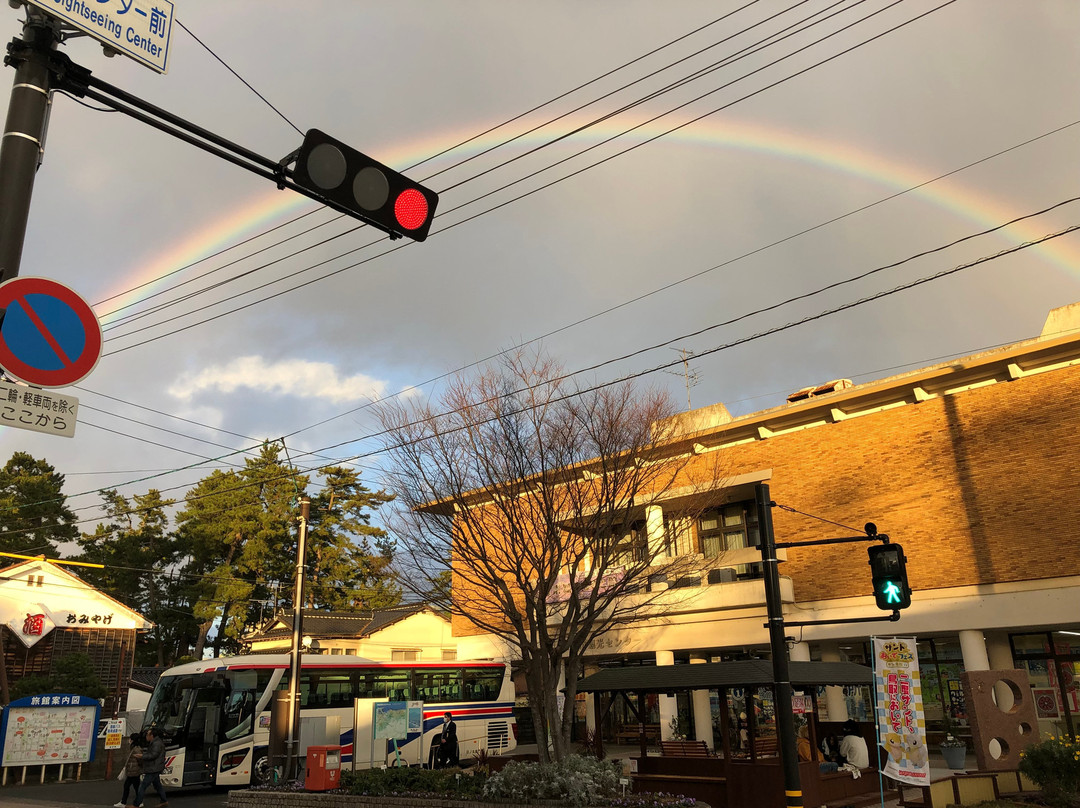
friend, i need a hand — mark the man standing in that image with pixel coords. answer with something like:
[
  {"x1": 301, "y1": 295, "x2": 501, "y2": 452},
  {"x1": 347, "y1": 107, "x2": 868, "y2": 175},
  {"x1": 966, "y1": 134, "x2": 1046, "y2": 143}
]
[
  {"x1": 129, "y1": 728, "x2": 168, "y2": 808},
  {"x1": 435, "y1": 711, "x2": 458, "y2": 768}
]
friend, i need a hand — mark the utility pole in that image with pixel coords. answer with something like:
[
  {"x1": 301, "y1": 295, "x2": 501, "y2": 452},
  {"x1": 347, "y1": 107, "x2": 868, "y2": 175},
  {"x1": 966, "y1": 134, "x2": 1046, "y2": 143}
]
[
  {"x1": 285, "y1": 496, "x2": 310, "y2": 781},
  {"x1": 0, "y1": 9, "x2": 59, "y2": 282},
  {"x1": 756, "y1": 483, "x2": 803, "y2": 808}
]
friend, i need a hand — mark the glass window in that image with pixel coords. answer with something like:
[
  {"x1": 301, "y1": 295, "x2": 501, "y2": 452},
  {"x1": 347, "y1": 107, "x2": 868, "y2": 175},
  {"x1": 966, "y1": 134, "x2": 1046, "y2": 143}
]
[
  {"x1": 372, "y1": 669, "x2": 411, "y2": 700},
  {"x1": 462, "y1": 667, "x2": 503, "y2": 702},
  {"x1": 414, "y1": 668, "x2": 462, "y2": 702},
  {"x1": 698, "y1": 501, "x2": 761, "y2": 577},
  {"x1": 392, "y1": 649, "x2": 420, "y2": 662},
  {"x1": 611, "y1": 521, "x2": 647, "y2": 567}
]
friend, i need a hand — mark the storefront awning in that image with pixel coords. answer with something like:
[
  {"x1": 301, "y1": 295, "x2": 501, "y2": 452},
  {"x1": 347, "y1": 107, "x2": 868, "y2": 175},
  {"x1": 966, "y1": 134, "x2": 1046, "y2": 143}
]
[{"x1": 576, "y1": 659, "x2": 872, "y2": 693}]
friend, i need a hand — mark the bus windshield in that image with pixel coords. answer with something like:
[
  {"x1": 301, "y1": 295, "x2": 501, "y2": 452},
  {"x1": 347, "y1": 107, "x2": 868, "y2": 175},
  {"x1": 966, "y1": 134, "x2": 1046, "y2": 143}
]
[{"x1": 144, "y1": 669, "x2": 275, "y2": 746}]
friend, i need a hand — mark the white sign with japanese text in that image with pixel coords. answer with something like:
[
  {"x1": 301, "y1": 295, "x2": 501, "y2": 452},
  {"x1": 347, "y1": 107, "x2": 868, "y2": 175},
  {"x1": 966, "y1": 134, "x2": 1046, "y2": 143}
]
[
  {"x1": 5, "y1": 603, "x2": 56, "y2": 648},
  {"x1": 104, "y1": 718, "x2": 126, "y2": 749},
  {"x1": 25, "y1": 0, "x2": 175, "y2": 74},
  {"x1": 0, "y1": 381, "x2": 78, "y2": 438},
  {"x1": 873, "y1": 637, "x2": 930, "y2": 786}
]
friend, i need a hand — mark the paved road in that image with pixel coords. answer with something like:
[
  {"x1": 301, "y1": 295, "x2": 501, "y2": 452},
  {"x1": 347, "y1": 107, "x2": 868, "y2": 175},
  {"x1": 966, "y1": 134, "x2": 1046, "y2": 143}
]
[{"x1": 0, "y1": 777, "x2": 232, "y2": 808}]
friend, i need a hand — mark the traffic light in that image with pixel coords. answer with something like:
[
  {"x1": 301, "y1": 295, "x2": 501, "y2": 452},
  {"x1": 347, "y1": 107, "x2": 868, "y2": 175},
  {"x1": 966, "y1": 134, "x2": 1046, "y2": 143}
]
[
  {"x1": 867, "y1": 542, "x2": 912, "y2": 610},
  {"x1": 291, "y1": 129, "x2": 439, "y2": 241}
]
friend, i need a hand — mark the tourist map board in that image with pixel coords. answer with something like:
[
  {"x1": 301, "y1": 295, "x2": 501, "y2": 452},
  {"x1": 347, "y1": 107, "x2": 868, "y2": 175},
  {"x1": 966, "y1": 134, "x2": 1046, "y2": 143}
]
[{"x1": 0, "y1": 694, "x2": 101, "y2": 766}]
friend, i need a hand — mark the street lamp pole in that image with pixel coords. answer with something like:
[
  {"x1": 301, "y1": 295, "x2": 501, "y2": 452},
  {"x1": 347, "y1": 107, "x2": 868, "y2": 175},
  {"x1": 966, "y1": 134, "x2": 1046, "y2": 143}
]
[{"x1": 285, "y1": 496, "x2": 310, "y2": 780}]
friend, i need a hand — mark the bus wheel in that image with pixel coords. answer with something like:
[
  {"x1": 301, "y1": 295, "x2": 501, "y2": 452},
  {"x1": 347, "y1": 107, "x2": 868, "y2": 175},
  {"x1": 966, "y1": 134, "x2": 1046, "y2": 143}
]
[{"x1": 253, "y1": 756, "x2": 282, "y2": 785}]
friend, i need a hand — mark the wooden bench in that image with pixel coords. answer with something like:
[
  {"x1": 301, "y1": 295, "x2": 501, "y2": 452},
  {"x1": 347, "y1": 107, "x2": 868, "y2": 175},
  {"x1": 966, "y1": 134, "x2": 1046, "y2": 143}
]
[
  {"x1": 614, "y1": 723, "x2": 661, "y2": 744},
  {"x1": 660, "y1": 739, "x2": 713, "y2": 757}
]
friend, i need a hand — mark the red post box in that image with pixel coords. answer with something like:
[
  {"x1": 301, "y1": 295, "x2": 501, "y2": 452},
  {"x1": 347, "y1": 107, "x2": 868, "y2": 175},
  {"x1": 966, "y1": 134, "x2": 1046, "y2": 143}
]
[{"x1": 305, "y1": 745, "x2": 342, "y2": 791}]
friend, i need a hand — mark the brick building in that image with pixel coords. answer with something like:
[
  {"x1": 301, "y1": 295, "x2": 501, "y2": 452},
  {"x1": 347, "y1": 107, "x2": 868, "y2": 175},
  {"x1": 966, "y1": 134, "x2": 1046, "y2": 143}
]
[
  {"x1": 448, "y1": 302, "x2": 1080, "y2": 747},
  {"x1": 0, "y1": 557, "x2": 151, "y2": 715}
]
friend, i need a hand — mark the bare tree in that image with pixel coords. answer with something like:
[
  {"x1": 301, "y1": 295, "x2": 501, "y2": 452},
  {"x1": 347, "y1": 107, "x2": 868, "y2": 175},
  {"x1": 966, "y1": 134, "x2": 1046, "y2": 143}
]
[{"x1": 376, "y1": 352, "x2": 723, "y2": 762}]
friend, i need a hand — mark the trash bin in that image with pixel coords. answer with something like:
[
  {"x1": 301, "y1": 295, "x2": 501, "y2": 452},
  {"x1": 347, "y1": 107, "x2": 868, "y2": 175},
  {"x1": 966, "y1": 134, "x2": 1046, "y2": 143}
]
[{"x1": 305, "y1": 745, "x2": 341, "y2": 791}]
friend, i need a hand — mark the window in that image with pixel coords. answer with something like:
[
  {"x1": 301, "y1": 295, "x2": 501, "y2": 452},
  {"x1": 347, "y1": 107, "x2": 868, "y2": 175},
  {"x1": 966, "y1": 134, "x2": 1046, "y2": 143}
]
[
  {"x1": 698, "y1": 501, "x2": 762, "y2": 578},
  {"x1": 611, "y1": 520, "x2": 647, "y2": 567},
  {"x1": 392, "y1": 649, "x2": 421, "y2": 662},
  {"x1": 462, "y1": 667, "x2": 503, "y2": 702},
  {"x1": 414, "y1": 668, "x2": 462, "y2": 702},
  {"x1": 441, "y1": 648, "x2": 457, "y2": 661}
]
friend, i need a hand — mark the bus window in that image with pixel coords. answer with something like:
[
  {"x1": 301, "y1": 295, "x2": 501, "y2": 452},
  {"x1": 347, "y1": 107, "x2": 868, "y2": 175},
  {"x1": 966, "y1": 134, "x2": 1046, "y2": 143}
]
[
  {"x1": 414, "y1": 668, "x2": 461, "y2": 702},
  {"x1": 372, "y1": 669, "x2": 410, "y2": 700},
  {"x1": 305, "y1": 672, "x2": 353, "y2": 708},
  {"x1": 221, "y1": 669, "x2": 272, "y2": 740},
  {"x1": 462, "y1": 667, "x2": 503, "y2": 702}
]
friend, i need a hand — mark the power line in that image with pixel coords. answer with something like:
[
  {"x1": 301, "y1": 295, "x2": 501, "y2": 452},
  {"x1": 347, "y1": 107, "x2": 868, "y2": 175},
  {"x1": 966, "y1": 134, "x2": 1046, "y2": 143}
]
[
  {"x1": 101, "y1": 1, "x2": 956, "y2": 355},
  {"x1": 98, "y1": 0, "x2": 882, "y2": 339},
  {"x1": 95, "y1": 4, "x2": 776, "y2": 320},
  {"x1": 176, "y1": 19, "x2": 304, "y2": 137},
  {"x1": 20, "y1": 216, "x2": 1070, "y2": 542}
]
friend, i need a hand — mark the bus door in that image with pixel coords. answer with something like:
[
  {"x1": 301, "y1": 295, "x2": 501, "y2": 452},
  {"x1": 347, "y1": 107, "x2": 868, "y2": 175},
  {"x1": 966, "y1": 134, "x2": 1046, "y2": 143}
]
[{"x1": 183, "y1": 684, "x2": 225, "y2": 786}]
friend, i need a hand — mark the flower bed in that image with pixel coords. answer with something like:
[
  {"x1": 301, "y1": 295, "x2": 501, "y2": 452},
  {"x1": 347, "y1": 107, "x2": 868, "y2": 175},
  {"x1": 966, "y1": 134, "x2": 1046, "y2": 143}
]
[{"x1": 229, "y1": 755, "x2": 699, "y2": 808}]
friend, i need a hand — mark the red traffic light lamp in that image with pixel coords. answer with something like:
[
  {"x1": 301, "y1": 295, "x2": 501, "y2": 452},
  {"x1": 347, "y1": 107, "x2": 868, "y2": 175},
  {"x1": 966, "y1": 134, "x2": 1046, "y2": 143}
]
[{"x1": 291, "y1": 130, "x2": 438, "y2": 242}]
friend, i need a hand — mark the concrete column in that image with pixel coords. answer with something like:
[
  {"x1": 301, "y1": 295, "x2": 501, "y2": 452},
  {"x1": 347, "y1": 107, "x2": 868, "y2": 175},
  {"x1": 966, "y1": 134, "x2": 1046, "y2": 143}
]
[
  {"x1": 657, "y1": 650, "x2": 678, "y2": 740},
  {"x1": 646, "y1": 505, "x2": 666, "y2": 559},
  {"x1": 789, "y1": 642, "x2": 811, "y2": 662},
  {"x1": 690, "y1": 654, "x2": 714, "y2": 749},
  {"x1": 819, "y1": 641, "x2": 848, "y2": 722},
  {"x1": 586, "y1": 691, "x2": 598, "y2": 737},
  {"x1": 986, "y1": 631, "x2": 1016, "y2": 711},
  {"x1": 959, "y1": 629, "x2": 990, "y2": 671}
]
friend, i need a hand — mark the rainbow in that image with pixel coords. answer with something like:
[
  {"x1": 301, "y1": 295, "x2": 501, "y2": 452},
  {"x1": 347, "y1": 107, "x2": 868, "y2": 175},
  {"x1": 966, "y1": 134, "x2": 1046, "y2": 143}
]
[{"x1": 93, "y1": 114, "x2": 1080, "y2": 325}]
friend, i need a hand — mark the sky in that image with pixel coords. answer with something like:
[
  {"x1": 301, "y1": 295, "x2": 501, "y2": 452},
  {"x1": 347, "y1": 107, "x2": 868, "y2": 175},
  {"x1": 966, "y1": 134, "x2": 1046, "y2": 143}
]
[{"x1": 1, "y1": 0, "x2": 1079, "y2": 548}]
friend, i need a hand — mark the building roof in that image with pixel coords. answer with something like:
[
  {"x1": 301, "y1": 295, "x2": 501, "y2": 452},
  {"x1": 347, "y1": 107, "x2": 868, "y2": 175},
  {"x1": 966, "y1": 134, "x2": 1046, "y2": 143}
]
[
  {"x1": 129, "y1": 667, "x2": 165, "y2": 692},
  {"x1": 244, "y1": 603, "x2": 436, "y2": 642},
  {"x1": 576, "y1": 660, "x2": 873, "y2": 693},
  {"x1": 0, "y1": 557, "x2": 153, "y2": 630}
]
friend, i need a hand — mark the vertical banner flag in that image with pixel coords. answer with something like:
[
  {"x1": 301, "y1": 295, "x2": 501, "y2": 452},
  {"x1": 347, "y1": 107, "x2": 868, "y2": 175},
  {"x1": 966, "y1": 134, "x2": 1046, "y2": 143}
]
[{"x1": 873, "y1": 637, "x2": 930, "y2": 786}]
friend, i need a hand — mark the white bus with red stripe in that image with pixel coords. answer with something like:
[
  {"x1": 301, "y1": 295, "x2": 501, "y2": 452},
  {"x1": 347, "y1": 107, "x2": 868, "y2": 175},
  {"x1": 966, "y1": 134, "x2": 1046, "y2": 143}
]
[{"x1": 142, "y1": 654, "x2": 516, "y2": 787}]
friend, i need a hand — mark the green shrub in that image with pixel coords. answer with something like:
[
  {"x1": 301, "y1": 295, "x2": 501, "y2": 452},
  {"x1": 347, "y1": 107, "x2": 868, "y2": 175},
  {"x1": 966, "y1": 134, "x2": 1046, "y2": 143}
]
[
  {"x1": 482, "y1": 755, "x2": 622, "y2": 806},
  {"x1": 341, "y1": 765, "x2": 487, "y2": 799},
  {"x1": 1019, "y1": 734, "x2": 1080, "y2": 808}
]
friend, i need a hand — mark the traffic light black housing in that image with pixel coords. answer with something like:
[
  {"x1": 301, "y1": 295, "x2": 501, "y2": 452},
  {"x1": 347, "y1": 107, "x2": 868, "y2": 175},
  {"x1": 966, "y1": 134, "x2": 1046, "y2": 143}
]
[
  {"x1": 867, "y1": 542, "x2": 912, "y2": 610},
  {"x1": 292, "y1": 129, "x2": 439, "y2": 241}
]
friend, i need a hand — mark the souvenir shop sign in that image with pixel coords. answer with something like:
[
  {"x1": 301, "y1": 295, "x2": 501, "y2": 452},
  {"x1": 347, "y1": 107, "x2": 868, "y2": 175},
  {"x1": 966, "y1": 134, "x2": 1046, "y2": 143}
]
[
  {"x1": 873, "y1": 637, "x2": 929, "y2": 787},
  {"x1": 0, "y1": 694, "x2": 101, "y2": 766}
]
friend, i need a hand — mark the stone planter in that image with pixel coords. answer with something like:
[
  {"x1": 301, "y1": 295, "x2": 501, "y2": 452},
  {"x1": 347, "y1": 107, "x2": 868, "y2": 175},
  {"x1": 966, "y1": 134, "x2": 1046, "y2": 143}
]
[{"x1": 941, "y1": 744, "x2": 967, "y2": 770}]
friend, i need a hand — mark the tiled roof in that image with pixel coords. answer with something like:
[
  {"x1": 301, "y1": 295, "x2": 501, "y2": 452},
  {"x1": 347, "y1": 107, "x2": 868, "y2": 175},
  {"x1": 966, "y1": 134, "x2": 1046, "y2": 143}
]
[
  {"x1": 129, "y1": 667, "x2": 166, "y2": 691},
  {"x1": 245, "y1": 604, "x2": 433, "y2": 642}
]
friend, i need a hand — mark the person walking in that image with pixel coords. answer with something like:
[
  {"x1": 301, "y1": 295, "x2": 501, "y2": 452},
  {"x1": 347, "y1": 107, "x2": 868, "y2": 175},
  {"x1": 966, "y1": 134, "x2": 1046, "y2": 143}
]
[
  {"x1": 128, "y1": 727, "x2": 168, "y2": 808},
  {"x1": 114, "y1": 732, "x2": 143, "y2": 808},
  {"x1": 435, "y1": 711, "x2": 458, "y2": 768}
]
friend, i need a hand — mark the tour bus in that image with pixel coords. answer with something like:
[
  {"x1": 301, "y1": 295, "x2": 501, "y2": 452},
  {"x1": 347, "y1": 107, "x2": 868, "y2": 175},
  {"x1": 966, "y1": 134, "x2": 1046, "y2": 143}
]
[{"x1": 141, "y1": 654, "x2": 517, "y2": 788}]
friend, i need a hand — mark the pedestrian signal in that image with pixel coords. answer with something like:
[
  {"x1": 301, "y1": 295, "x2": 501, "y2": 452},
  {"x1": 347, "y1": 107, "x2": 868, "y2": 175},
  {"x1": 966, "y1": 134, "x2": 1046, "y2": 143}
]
[{"x1": 867, "y1": 541, "x2": 912, "y2": 611}]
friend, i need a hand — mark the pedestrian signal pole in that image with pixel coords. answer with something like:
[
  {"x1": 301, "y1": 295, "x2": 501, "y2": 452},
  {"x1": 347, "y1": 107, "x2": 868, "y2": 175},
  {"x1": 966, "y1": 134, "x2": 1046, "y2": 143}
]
[{"x1": 756, "y1": 483, "x2": 803, "y2": 808}]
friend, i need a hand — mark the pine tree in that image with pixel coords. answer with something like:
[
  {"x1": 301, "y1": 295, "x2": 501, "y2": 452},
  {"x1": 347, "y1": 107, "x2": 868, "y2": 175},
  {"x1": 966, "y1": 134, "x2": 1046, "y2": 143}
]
[{"x1": 0, "y1": 452, "x2": 77, "y2": 555}]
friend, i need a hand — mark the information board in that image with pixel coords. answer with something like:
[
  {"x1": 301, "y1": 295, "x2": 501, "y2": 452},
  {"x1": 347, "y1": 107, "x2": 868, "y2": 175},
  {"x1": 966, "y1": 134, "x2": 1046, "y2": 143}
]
[
  {"x1": 0, "y1": 694, "x2": 101, "y2": 766},
  {"x1": 104, "y1": 717, "x2": 126, "y2": 750}
]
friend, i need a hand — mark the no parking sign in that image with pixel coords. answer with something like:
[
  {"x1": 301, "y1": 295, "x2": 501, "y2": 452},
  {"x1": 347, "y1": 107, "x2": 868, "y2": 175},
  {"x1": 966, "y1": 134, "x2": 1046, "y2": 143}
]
[{"x1": 0, "y1": 277, "x2": 102, "y2": 388}]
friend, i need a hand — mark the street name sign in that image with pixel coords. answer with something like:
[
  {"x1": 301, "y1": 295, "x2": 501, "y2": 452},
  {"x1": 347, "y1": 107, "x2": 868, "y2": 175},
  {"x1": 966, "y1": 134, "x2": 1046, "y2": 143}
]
[
  {"x1": 0, "y1": 380, "x2": 79, "y2": 438},
  {"x1": 0, "y1": 276, "x2": 103, "y2": 389},
  {"x1": 25, "y1": 0, "x2": 175, "y2": 74}
]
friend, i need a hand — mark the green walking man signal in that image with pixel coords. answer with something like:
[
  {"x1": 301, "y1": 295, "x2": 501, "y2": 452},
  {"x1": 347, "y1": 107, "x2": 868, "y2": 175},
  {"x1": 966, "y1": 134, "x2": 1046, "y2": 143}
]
[{"x1": 867, "y1": 540, "x2": 912, "y2": 611}]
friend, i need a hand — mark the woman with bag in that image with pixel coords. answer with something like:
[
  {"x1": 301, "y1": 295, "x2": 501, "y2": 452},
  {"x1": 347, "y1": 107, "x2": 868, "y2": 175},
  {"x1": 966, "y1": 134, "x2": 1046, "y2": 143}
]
[{"x1": 113, "y1": 732, "x2": 143, "y2": 808}]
